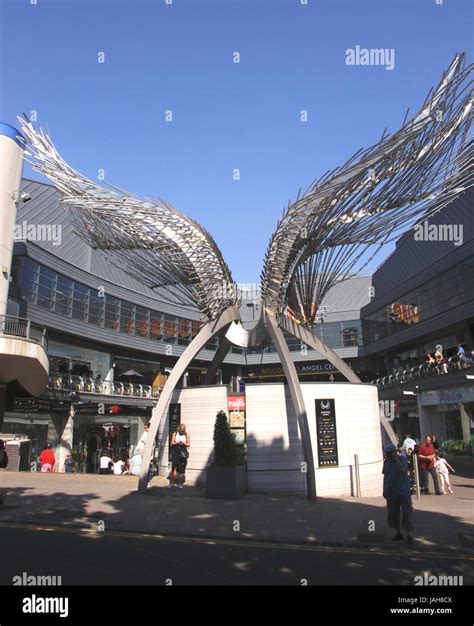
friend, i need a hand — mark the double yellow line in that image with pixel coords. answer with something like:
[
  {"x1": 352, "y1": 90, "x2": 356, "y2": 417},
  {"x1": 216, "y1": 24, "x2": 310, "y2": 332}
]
[{"x1": 1, "y1": 520, "x2": 472, "y2": 561}]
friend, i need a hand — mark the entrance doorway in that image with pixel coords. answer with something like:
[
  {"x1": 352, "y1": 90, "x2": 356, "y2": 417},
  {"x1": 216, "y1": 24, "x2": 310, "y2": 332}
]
[{"x1": 74, "y1": 423, "x2": 131, "y2": 473}]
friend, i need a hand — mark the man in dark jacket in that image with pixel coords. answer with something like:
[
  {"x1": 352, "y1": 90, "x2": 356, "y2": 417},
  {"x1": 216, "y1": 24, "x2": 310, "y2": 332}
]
[{"x1": 383, "y1": 443, "x2": 414, "y2": 545}]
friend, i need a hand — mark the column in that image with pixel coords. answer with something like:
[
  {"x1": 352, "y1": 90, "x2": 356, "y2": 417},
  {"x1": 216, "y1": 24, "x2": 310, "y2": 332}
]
[
  {"x1": 0, "y1": 124, "x2": 25, "y2": 318},
  {"x1": 49, "y1": 405, "x2": 75, "y2": 471},
  {"x1": 417, "y1": 395, "x2": 433, "y2": 438},
  {"x1": 0, "y1": 383, "x2": 6, "y2": 433},
  {"x1": 460, "y1": 403, "x2": 472, "y2": 444}
]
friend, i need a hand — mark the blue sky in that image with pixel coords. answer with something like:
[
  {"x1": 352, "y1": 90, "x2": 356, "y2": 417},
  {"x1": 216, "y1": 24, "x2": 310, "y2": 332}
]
[{"x1": 1, "y1": 0, "x2": 472, "y2": 282}]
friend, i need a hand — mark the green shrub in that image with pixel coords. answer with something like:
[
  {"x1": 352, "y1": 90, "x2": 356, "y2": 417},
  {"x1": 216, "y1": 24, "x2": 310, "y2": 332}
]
[{"x1": 213, "y1": 410, "x2": 239, "y2": 466}]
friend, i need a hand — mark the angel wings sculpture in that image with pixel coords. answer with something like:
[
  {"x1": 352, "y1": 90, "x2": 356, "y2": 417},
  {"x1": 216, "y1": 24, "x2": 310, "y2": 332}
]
[{"x1": 18, "y1": 53, "x2": 472, "y2": 498}]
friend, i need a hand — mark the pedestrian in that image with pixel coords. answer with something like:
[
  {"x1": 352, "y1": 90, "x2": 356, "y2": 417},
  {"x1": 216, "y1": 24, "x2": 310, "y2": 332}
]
[
  {"x1": 39, "y1": 443, "x2": 56, "y2": 473},
  {"x1": 168, "y1": 424, "x2": 190, "y2": 490},
  {"x1": 435, "y1": 451, "x2": 455, "y2": 494},
  {"x1": 128, "y1": 452, "x2": 143, "y2": 476},
  {"x1": 0, "y1": 440, "x2": 8, "y2": 505},
  {"x1": 135, "y1": 422, "x2": 150, "y2": 454},
  {"x1": 406, "y1": 447, "x2": 416, "y2": 493},
  {"x1": 0, "y1": 440, "x2": 8, "y2": 470},
  {"x1": 382, "y1": 443, "x2": 414, "y2": 545},
  {"x1": 457, "y1": 344, "x2": 467, "y2": 368},
  {"x1": 402, "y1": 433, "x2": 416, "y2": 454},
  {"x1": 417, "y1": 435, "x2": 442, "y2": 495},
  {"x1": 435, "y1": 348, "x2": 448, "y2": 374},
  {"x1": 63, "y1": 452, "x2": 77, "y2": 473},
  {"x1": 431, "y1": 434, "x2": 440, "y2": 450},
  {"x1": 99, "y1": 450, "x2": 114, "y2": 475},
  {"x1": 113, "y1": 456, "x2": 126, "y2": 476}
]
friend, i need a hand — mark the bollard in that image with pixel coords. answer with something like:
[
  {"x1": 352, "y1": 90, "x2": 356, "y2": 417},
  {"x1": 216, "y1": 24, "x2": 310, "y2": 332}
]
[
  {"x1": 413, "y1": 453, "x2": 421, "y2": 500},
  {"x1": 354, "y1": 453, "x2": 361, "y2": 498}
]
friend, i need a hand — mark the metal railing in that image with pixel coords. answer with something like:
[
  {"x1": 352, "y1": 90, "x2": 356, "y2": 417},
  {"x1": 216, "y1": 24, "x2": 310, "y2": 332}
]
[
  {"x1": 47, "y1": 373, "x2": 160, "y2": 399},
  {"x1": 372, "y1": 356, "x2": 474, "y2": 388},
  {"x1": 0, "y1": 314, "x2": 48, "y2": 351}
]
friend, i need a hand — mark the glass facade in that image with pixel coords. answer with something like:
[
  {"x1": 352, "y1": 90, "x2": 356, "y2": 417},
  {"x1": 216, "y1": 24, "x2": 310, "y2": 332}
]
[
  {"x1": 15, "y1": 258, "x2": 362, "y2": 354},
  {"x1": 242, "y1": 320, "x2": 363, "y2": 355},
  {"x1": 363, "y1": 256, "x2": 474, "y2": 345},
  {"x1": 19, "y1": 258, "x2": 204, "y2": 347}
]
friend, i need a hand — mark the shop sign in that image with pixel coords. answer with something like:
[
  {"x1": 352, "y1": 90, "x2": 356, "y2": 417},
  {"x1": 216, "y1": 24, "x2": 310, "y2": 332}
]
[
  {"x1": 259, "y1": 362, "x2": 352, "y2": 377},
  {"x1": 228, "y1": 396, "x2": 246, "y2": 411},
  {"x1": 438, "y1": 390, "x2": 463, "y2": 404},
  {"x1": 390, "y1": 302, "x2": 420, "y2": 324}
]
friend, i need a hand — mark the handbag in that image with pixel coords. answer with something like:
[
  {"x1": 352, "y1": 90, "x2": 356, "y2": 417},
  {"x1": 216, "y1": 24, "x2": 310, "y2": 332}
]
[{"x1": 178, "y1": 445, "x2": 189, "y2": 460}]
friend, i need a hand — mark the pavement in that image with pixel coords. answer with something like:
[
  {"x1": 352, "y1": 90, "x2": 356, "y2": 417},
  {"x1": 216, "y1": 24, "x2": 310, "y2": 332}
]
[{"x1": 0, "y1": 459, "x2": 473, "y2": 552}]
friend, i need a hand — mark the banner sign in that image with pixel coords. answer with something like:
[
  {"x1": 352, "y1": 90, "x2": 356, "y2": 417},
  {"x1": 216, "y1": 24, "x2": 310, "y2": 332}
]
[
  {"x1": 315, "y1": 399, "x2": 339, "y2": 467},
  {"x1": 227, "y1": 395, "x2": 246, "y2": 411}
]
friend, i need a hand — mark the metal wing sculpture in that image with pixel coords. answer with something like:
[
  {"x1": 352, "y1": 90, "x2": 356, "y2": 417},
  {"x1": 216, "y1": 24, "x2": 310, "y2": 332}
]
[
  {"x1": 262, "y1": 53, "x2": 472, "y2": 327},
  {"x1": 19, "y1": 115, "x2": 238, "y2": 321},
  {"x1": 18, "y1": 53, "x2": 472, "y2": 498}
]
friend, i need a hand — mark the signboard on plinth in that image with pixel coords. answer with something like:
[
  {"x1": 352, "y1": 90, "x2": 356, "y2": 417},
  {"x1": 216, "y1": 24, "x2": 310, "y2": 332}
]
[{"x1": 315, "y1": 398, "x2": 339, "y2": 468}]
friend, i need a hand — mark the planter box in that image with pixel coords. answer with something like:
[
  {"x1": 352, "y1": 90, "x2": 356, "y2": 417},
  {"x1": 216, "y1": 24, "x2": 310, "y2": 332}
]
[{"x1": 206, "y1": 464, "x2": 247, "y2": 499}]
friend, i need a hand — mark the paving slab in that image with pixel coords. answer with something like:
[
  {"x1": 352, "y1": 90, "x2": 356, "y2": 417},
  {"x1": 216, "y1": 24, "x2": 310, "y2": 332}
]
[{"x1": 1, "y1": 461, "x2": 473, "y2": 552}]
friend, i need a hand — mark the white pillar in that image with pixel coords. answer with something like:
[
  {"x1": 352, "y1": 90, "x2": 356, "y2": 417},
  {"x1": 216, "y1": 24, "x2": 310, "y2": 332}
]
[
  {"x1": 0, "y1": 124, "x2": 25, "y2": 318},
  {"x1": 57, "y1": 404, "x2": 75, "y2": 471}
]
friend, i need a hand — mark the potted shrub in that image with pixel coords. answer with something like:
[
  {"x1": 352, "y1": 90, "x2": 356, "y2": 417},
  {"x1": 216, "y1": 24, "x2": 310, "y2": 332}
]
[{"x1": 206, "y1": 410, "x2": 247, "y2": 499}]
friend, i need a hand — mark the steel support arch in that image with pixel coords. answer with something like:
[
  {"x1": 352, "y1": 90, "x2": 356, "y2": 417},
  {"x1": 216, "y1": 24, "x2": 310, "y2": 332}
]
[
  {"x1": 138, "y1": 305, "x2": 241, "y2": 493},
  {"x1": 264, "y1": 309, "x2": 317, "y2": 501}
]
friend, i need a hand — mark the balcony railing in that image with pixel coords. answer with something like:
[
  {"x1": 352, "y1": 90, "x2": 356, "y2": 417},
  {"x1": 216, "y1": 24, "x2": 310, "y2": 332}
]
[
  {"x1": 47, "y1": 373, "x2": 160, "y2": 399},
  {"x1": 373, "y1": 357, "x2": 474, "y2": 388},
  {"x1": 0, "y1": 314, "x2": 48, "y2": 351}
]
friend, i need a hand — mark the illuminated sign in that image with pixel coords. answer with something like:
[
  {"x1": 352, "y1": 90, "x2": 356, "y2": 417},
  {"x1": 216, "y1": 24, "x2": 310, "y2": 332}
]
[{"x1": 390, "y1": 302, "x2": 420, "y2": 324}]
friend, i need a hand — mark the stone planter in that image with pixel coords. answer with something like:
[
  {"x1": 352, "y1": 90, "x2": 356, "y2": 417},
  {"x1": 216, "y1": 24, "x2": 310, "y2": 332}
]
[{"x1": 206, "y1": 464, "x2": 247, "y2": 499}]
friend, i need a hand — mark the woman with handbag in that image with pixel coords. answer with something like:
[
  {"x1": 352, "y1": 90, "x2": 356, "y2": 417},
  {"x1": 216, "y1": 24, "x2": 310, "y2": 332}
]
[{"x1": 168, "y1": 424, "x2": 190, "y2": 489}]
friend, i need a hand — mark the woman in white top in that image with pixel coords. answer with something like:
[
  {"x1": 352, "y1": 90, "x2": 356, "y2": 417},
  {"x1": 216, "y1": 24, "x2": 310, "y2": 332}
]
[
  {"x1": 99, "y1": 451, "x2": 114, "y2": 474},
  {"x1": 113, "y1": 457, "x2": 125, "y2": 475},
  {"x1": 168, "y1": 424, "x2": 190, "y2": 489}
]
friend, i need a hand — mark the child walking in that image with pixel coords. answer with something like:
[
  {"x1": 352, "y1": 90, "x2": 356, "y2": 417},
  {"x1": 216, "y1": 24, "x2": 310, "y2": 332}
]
[{"x1": 435, "y1": 452, "x2": 455, "y2": 494}]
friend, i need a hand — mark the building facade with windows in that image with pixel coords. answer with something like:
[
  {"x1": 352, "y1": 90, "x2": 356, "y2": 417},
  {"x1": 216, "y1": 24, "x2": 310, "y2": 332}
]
[
  {"x1": 3, "y1": 179, "x2": 373, "y2": 473},
  {"x1": 361, "y1": 188, "x2": 474, "y2": 445}
]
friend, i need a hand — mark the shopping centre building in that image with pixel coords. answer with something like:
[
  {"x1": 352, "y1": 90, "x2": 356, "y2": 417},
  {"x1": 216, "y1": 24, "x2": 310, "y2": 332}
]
[
  {"x1": 1, "y1": 177, "x2": 374, "y2": 474},
  {"x1": 2, "y1": 176, "x2": 473, "y2": 477},
  {"x1": 362, "y1": 187, "x2": 474, "y2": 444}
]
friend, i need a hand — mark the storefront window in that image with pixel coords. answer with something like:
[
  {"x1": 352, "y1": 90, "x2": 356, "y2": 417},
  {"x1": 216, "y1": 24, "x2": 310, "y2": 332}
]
[
  {"x1": 22, "y1": 258, "x2": 39, "y2": 303},
  {"x1": 89, "y1": 289, "x2": 105, "y2": 327},
  {"x1": 150, "y1": 313, "x2": 163, "y2": 340},
  {"x1": 55, "y1": 275, "x2": 73, "y2": 317},
  {"x1": 342, "y1": 324, "x2": 360, "y2": 347},
  {"x1": 105, "y1": 296, "x2": 121, "y2": 331},
  {"x1": 178, "y1": 318, "x2": 192, "y2": 346},
  {"x1": 72, "y1": 283, "x2": 89, "y2": 321},
  {"x1": 37, "y1": 266, "x2": 56, "y2": 310},
  {"x1": 163, "y1": 315, "x2": 178, "y2": 343},
  {"x1": 121, "y1": 301, "x2": 135, "y2": 335},
  {"x1": 136, "y1": 306, "x2": 150, "y2": 338}
]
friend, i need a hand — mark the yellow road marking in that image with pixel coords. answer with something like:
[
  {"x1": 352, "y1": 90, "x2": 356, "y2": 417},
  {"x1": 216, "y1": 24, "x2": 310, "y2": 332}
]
[{"x1": 0, "y1": 521, "x2": 472, "y2": 561}]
